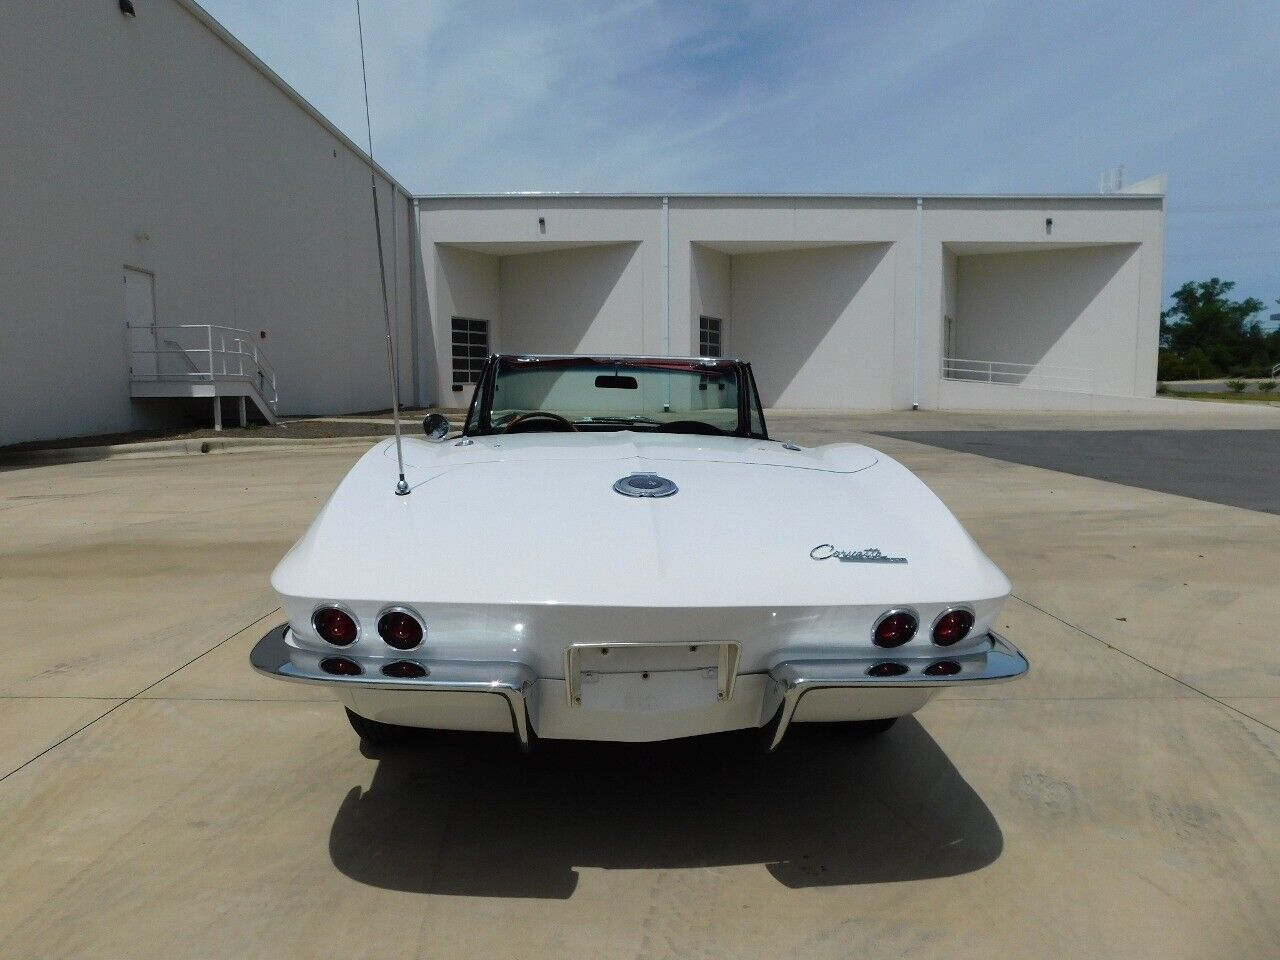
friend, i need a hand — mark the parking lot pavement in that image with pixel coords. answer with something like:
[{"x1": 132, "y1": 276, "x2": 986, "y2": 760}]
[
  {"x1": 0, "y1": 427, "x2": 1277, "y2": 959},
  {"x1": 873, "y1": 430, "x2": 1280, "y2": 514},
  {"x1": 766, "y1": 406, "x2": 1280, "y2": 435}
]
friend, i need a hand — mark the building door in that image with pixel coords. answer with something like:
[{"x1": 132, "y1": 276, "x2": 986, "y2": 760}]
[{"x1": 125, "y1": 268, "x2": 158, "y2": 378}]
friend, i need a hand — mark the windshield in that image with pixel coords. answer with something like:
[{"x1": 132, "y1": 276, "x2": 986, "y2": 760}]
[{"x1": 468, "y1": 357, "x2": 765, "y2": 437}]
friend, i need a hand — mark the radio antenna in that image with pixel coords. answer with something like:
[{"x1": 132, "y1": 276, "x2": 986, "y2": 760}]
[{"x1": 356, "y1": 0, "x2": 409, "y2": 496}]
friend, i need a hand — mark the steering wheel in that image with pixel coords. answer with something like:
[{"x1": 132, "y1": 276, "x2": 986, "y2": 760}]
[{"x1": 502, "y1": 411, "x2": 578, "y2": 434}]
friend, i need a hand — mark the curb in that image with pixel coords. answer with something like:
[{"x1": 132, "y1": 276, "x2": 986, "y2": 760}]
[{"x1": 0, "y1": 434, "x2": 392, "y2": 468}]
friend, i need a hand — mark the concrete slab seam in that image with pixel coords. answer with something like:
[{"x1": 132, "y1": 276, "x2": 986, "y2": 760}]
[
  {"x1": 0, "y1": 607, "x2": 282, "y2": 786},
  {"x1": 1011, "y1": 595, "x2": 1280, "y2": 736}
]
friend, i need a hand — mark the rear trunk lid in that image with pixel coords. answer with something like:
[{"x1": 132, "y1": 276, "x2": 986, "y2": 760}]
[{"x1": 275, "y1": 434, "x2": 1008, "y2": 610}]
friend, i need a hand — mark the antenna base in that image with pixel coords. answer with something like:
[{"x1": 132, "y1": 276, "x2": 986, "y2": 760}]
[{"x1": 395, "y1": 478, "x2": 410, "y2": 496}]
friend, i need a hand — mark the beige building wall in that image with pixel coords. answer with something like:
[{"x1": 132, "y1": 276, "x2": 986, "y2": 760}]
[
  {"x1": 498, "y1": 243, "x2": 645, "y2": 356},
  {"x1": 428, "y1": 240, "x2": 650, "y2": 409},
  {"x1": 419, "y1": 198, "x2": 665, "y2": 407},
  {"x1": 430, "y1": 246, "x2": 500, "y2": 405},
  {"x1": 0, "y1": 0, "x2": 415, "y2": 446},
  {"x1": 729, "y1": 245, "x2": 896, "y2": 408},
  {"x1": 418, "y1": 193, "x2": 1164, "y2": 411},
  {"x1": 689, "y1": 245, "x2": 731, "y2": 350},
  {"x1": 923, "y1": 197, "x2": 1165, "y2": 407},
  {"x1": 953, "y1": 245, "x2": 1142, "y2": 395}
]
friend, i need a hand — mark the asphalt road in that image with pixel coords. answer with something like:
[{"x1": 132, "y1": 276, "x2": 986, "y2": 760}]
[{"x1": 876, "y1": 430, "x2": 1280, "y2": 514}]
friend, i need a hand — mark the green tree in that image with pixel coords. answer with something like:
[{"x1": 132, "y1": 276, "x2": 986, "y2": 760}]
[
  {"x1": 1160, "y1": 279, "x2": 1265, "y2": 378},
  {"x1": 1184, "y1": 346, "x2": 1211, "y2": 380}
]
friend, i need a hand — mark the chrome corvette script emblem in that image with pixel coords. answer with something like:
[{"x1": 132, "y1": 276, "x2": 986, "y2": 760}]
[{"x1": 810, "y1": 544, "x2": 908, "y2": 564}]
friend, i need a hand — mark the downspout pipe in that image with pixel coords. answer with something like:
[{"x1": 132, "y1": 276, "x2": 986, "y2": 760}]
[
  {"x1": 911, "y1": 197, "x2": 923, "y2": 410},
  {"x1": 408, "y1": 196, "x2": 422, "y2": 407},
  {"x1": 392, "y1": 186, "x2": 402, "y2": 388},
  {"x1": 662, "y1": 196, "x2": 671, "y2": 355}
]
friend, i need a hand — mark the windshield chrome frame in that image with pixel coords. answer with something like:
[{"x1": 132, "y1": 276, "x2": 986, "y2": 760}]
[{"x1": 462, "y1": 354, "x2": 768, "y2": 440}]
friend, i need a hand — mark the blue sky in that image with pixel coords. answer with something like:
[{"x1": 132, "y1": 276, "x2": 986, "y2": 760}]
[{"x1": 201, "y1": 0, "x2": 1280, "y2": 321}]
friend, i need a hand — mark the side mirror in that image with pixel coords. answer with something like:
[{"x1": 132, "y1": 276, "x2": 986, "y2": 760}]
[{"x1": 422, "y1": 413, "x2": 451, "y2": 441}]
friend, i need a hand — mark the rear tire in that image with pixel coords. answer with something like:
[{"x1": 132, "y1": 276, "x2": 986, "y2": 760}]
[{"x1": 344, "y1": 707, "x2": 414, "y2": 746}]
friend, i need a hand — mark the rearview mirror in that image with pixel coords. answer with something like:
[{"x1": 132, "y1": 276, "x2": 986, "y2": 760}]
[
  {"x1": 422, "y1": 413, "x2": 451, "y2": 441},
  {"x1": 595, "y1": 374, "x2": 638, "y2": 390}
]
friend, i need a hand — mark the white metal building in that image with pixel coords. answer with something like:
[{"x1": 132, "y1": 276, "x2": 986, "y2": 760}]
[
  {"x1": 1, "y1": 0, "x2": 1171, "y2": 448},
  {"x1": 417, "y1": 190, "x2": 1167, "y2": 413},
  {"x1": 1, "y1": 0, "x2": 417, "y2": 447}
]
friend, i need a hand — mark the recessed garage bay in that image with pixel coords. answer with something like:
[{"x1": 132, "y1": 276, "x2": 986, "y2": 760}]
[{"x1": 418, "y1": 195, "x2": 1168, "y2": 416}]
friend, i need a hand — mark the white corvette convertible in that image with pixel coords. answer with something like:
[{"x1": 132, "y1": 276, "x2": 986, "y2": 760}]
[{"x1": 252, "y1": 354, "x2": 1027, "y2": 750}]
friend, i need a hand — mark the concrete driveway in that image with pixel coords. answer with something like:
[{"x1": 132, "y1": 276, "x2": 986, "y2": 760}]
[{"x1": 0, "y1": 415, "x2": 1276, "y2": 959}]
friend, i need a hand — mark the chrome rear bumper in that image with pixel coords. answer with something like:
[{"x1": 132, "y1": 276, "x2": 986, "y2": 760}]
[
  {"x1": 250, "y1": 625, "x2": 1027, "y2": 752},
  {"x1": 249, "y1": 624, "x2": 536, "y2": 748},
  {"x1": 763, "y1": 632, "x2": 1027, "y2": 749}
]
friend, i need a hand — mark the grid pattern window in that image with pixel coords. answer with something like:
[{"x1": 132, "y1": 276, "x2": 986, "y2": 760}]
[
  {"x1": 698, "y1": 316, "x2": 723, "y2": 357},
  {"x1": 451, "y1": 318, "x2": 489, "y2": 385}
]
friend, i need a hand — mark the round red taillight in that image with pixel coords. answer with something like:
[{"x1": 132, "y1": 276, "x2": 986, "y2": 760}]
[
  {"x1": 924, "y1": 660, "x2": 962, "y2": 677},
  {"x1": 872, "y1": 610, "x2": 918, "y2": 648},
  {"x1": 320, "y1": 656, "x2": 362, "y2": 676},
  {"x1": 313, "y1": 607, "x2": 358, "y2": 646},
  {"x1": 378, "y1": 610, "x2": 423, "y2": 650},
  {"x1": 932, "y1": 609, "x2": 975, "y2": 647}
]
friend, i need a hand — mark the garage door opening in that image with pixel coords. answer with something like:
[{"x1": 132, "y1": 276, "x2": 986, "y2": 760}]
[
  {"x1": 942, "y1": 243, "x2": 1140, "y2": 395},
  {"x1": 434, "y1": 241, "x2": 643, "y2": 405},
  {"x1": 690, "y1": 241, "x2": 893, "y2": 408}
]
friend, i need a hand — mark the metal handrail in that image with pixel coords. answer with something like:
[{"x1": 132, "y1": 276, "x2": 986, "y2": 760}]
[
  {"x1": 942, "y1": 356, "x2": 1094, "y2": 394},
  {"x1": 128, "y1": 323, "x2": 278, "y2": 408}
]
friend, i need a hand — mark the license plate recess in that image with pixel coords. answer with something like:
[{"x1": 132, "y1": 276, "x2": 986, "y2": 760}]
[{"x1": 564, "y1": 641, "x2": 740, "y2": 707}]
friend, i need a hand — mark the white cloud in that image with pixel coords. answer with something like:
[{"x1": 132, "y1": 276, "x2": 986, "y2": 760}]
[{"x1": 198, "y1": 0, "x2": 1280, "y2": 303}]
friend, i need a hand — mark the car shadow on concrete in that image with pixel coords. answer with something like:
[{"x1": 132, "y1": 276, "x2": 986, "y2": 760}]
[{"x1": 328, "y1": 718, "x2": 1003, "y2": 899}]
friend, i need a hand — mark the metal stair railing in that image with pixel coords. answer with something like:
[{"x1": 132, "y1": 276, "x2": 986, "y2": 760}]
[
  {"x1": 128, "y1": 324, "x2": 279, "y2": 411},
  {"x1": 942, "y1": 356, "x2": 1095, "y2": 394}
]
